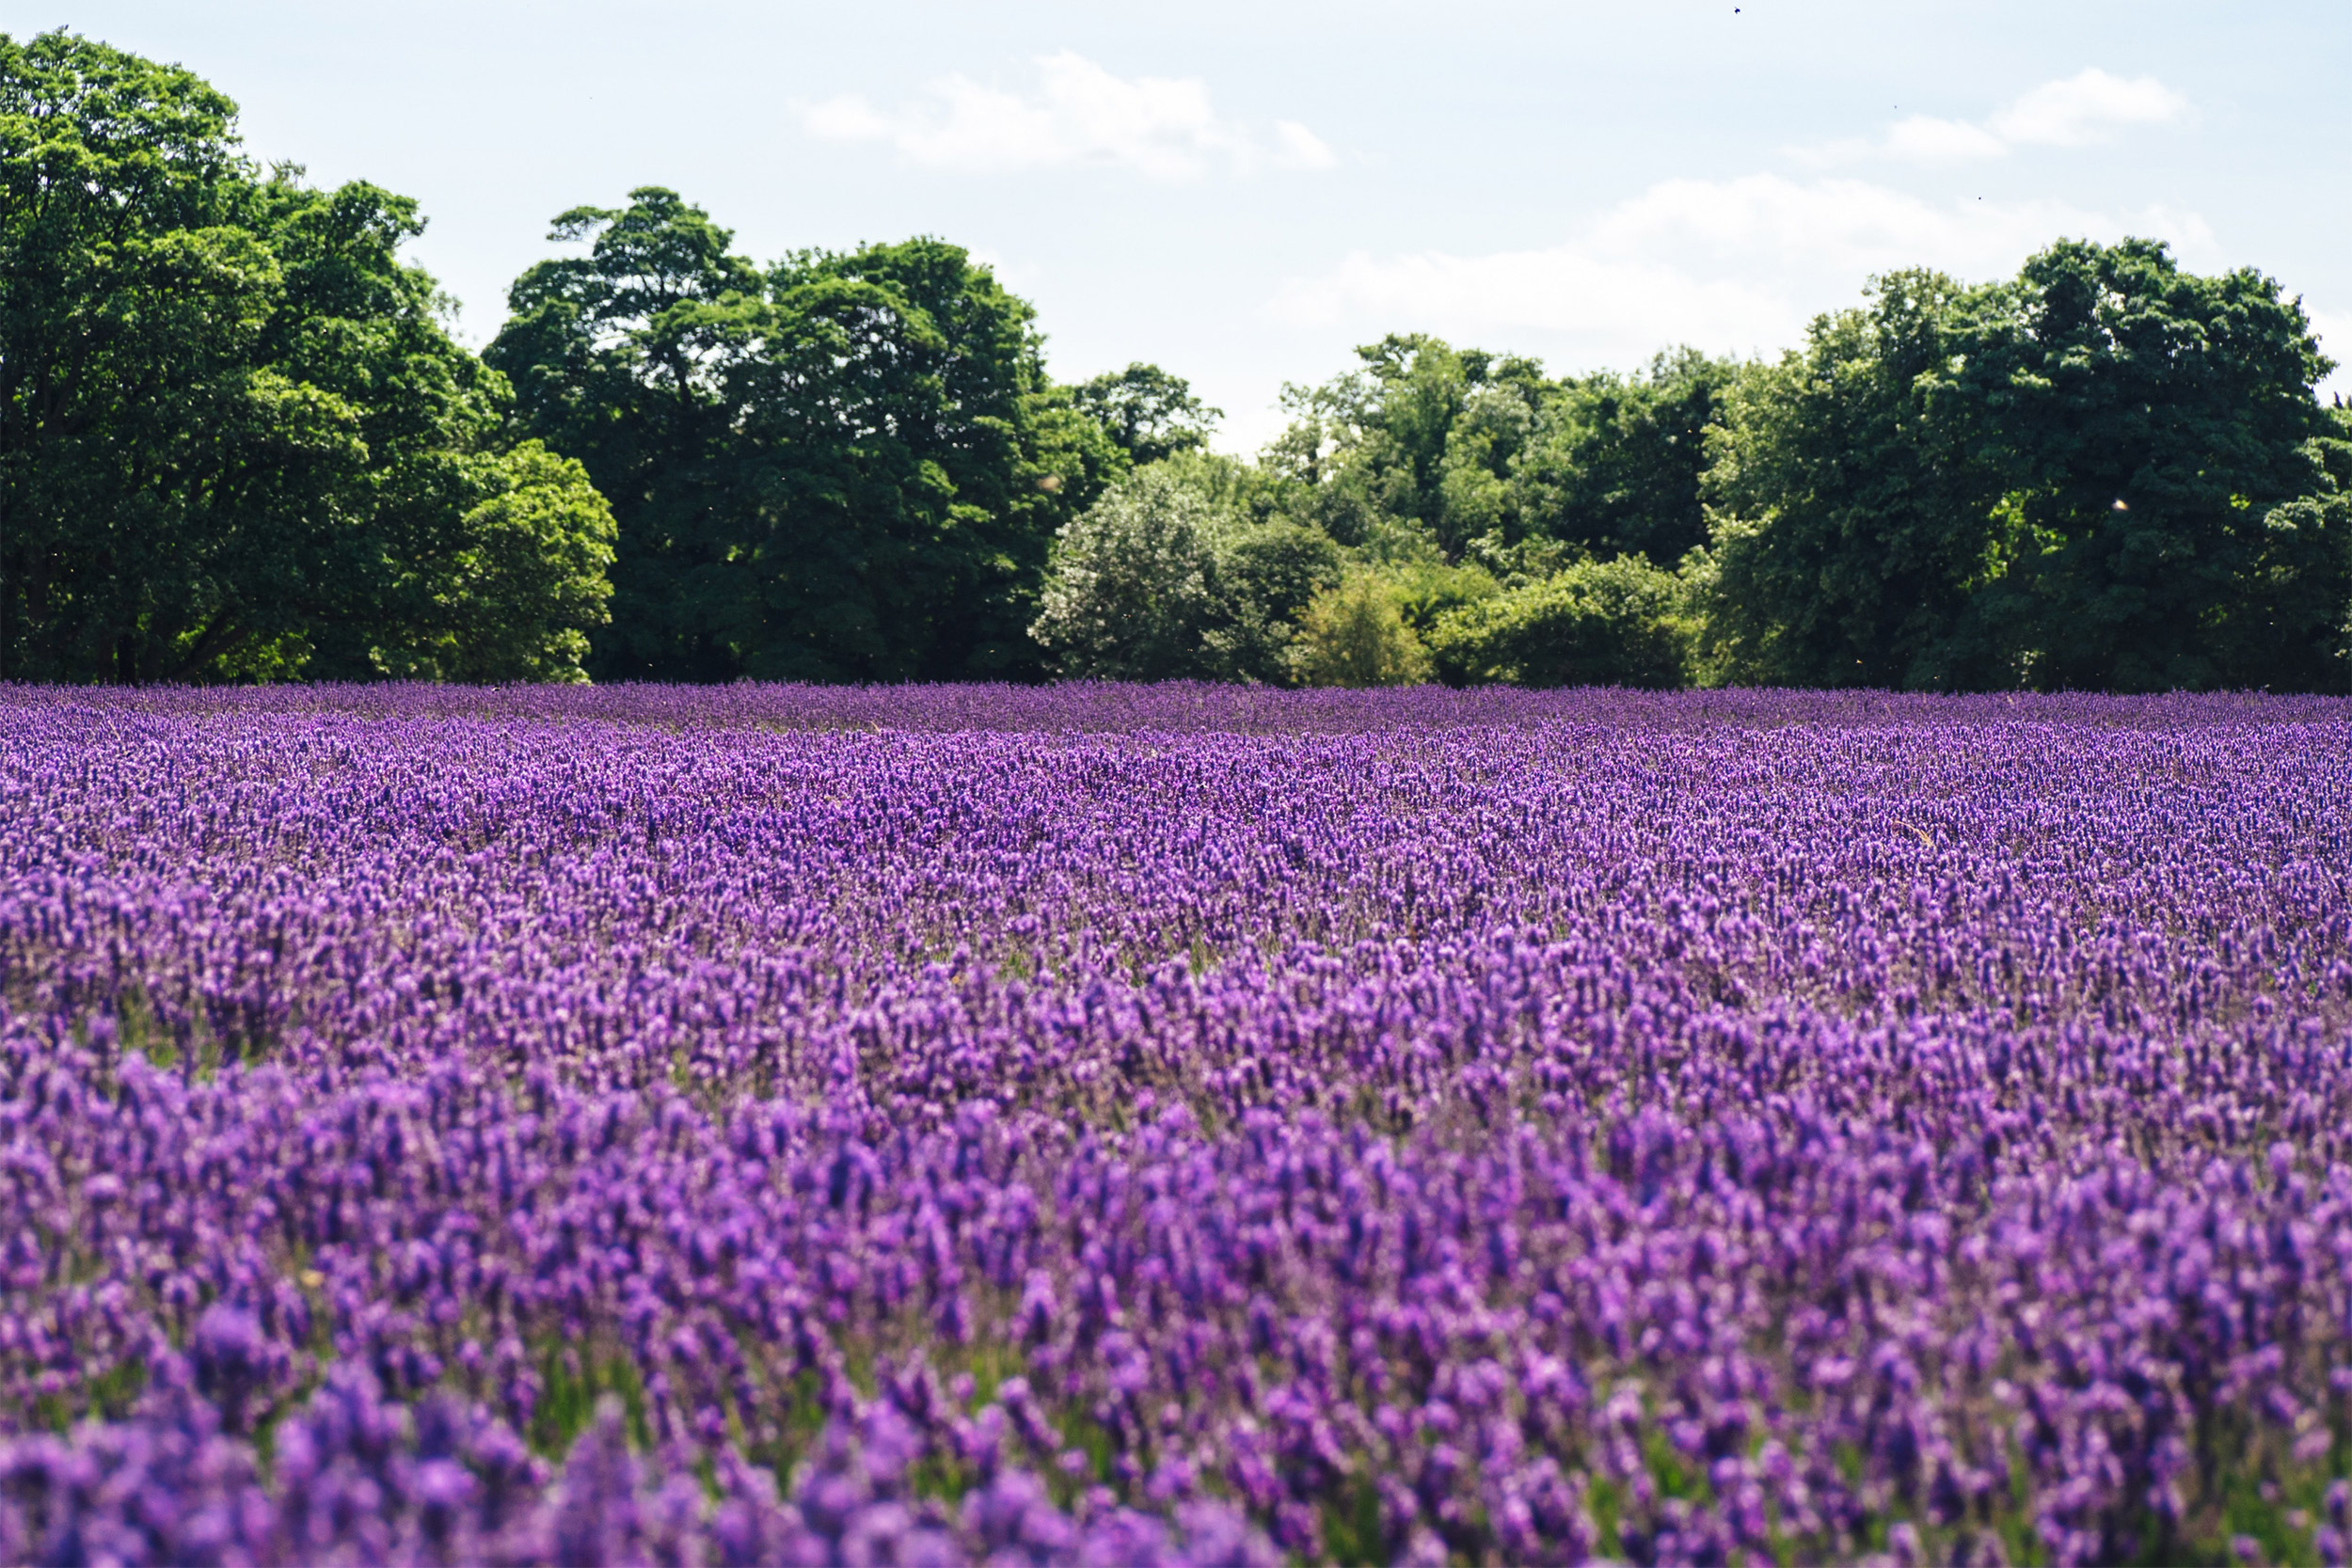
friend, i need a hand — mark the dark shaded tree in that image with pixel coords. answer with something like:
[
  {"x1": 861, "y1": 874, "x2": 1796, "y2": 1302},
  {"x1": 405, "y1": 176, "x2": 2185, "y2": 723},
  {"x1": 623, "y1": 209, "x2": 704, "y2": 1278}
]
[
  {"x1": 491, "y1": 195, "x2": 1121, "y2": 681},
  {"x1": 1702, "y1": 269, "x2": 2002, "y2": 688},
  {"x1": 486, "y1": 188, "x2": 765, "y2": 681},
  {"x1": 1516, "y1": 347, "x2": 1740, "y2": 564},
  {"x1": 1705, "y1": 242, "x2": 2345, "y2": 690},
  {"x1": 0, "y1": 31, "x2": 612, "y2": 683},
  {"x1": 1941, "y1": 238, "x2": 2343, "y2": 690}
]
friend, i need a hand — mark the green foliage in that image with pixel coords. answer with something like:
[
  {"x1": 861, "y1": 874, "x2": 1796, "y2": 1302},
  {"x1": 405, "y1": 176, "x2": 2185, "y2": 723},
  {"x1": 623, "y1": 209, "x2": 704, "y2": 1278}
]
[
  {"x1": 489, "y1": 192, "x2": 1121, "y2": 682},
  {"x1": 1202, "y1": 518, "x2": 1344, "y2": 683},
  {"x1": 1029, "y1": 464, "x2": 1343, "y2": 684},
  {"x1": 1290, "y1": 572, "x2": 1431, "y2": 688},
  {"x1": 12, "y1": 32, "x2": 2345, "y2": 697},
  {"x1": 529, "y1": 1338, "x2": 651, "y2": 1458},
  {"x1": 1029, "y1": 467, "x2": 1226, "y2": 681},
  {"x1": 1939, "y1": 238, "x2": 2343, "y2": 690},
  {"x1": 1706, "y1": 242, "x2": 2347, "y2": 691},
  {"x1": 1319, "y1": 1473, "x2": 1388, "y2": 1564},
  {"x1": 1702, "y1": 268, "x2": 1999, "y2": 689},
  {"x1": 1048, "y1": 338, "x2": 1724, "y2": 694},
  {"x1": 1429, "y1": 554, "x2": 1692, "y2": 688},
  {"x1": 1263, "y1": 334, "x2": 1549, "y2": 556},
  {"x1": 484, "y1": 186, "x2": 762, "y2": 683},
  {"x1": 1149, "y1": 448, "x2": 1302, "y2": 529},
  {"x1": 372, "y1": 443, "x2": 615, "y2": 683},
  {"x1": 1385, "y1": 556, "x2": 1503, "y2": 638},
  {"x1": 1262, "y1": 334, "x2": 1735, "y2": 570},
  {"x1": 0, "y1": 30, "x2": 612, "y2": 683},
  {"x1": 1516, "y1": 347, "x2": 1741, "y2": 562},
  {"x1": 1071, "y1": 363, "x2": 1220, "y2": 466}
]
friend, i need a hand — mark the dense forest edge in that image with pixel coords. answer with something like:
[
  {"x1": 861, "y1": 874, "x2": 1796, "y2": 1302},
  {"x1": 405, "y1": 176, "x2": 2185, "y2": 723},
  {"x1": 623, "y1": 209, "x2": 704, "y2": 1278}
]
[{"x1": 6, "y1": 30, "x2": 2351, "y2": 693}]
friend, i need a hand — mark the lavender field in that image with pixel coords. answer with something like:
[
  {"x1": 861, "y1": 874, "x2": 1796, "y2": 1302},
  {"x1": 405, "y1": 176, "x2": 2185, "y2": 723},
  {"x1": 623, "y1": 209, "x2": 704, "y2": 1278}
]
[{"x1": 3, "y1": 684, "x2": 2351, "y2": 1566}]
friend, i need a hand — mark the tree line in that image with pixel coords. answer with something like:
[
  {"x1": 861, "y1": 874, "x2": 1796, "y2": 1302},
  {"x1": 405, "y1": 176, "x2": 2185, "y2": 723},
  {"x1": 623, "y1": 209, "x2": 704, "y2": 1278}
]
[{"x1": 7, "y1": 31, "x2": 2348, "y2": 690}]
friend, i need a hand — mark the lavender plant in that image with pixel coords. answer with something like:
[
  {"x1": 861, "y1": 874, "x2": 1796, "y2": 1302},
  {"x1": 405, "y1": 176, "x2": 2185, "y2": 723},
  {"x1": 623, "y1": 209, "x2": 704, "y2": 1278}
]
[{"x1": 1, "y1": 684, "x2": 2348, "y2": 1565}]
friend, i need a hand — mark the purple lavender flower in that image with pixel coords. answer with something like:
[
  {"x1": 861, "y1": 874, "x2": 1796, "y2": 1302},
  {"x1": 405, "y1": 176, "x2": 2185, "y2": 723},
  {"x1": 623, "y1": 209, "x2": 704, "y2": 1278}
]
[{"x1": 0, "y1": 684, "x2": 2345, "y2": 1562}]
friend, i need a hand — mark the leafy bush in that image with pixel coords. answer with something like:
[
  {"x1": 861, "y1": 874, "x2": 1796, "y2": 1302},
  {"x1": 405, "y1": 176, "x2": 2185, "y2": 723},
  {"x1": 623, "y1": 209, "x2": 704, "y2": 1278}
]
[
  {"x1": 1290, "y1": 573, "x2": 1431, "y2": 687},
  {"x1": 1428, "y1": 554, "x2": 1691, "y2": 688},
  {"x1": 1031, "y1": 467, "x2": 1343, "y2": 684},
  {"x1": 1386, "y1": 557, "x2": 1502, "y2": 638},
  {"x1": 1201, "y1": 520, "x2": 1343, "y2": 684},
  {"x1": 1029, "y1": 468, "x2": 1226, "y2": 681}
]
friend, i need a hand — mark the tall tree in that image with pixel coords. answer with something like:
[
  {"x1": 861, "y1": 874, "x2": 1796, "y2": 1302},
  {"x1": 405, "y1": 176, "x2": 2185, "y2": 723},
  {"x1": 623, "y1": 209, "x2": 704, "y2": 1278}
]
[
  {"x1": 752, "y1": 239, "x2": 1122, "y2": 679},
  {"x1": 1073, "y1": 363, "x2": 1220, "y2": 466},
  {"x1": 1263, "y1": 336, "x2": 1544, "y2": 555},
  {"x1": 0, "y1": 30, "x2": 612, "y2": 683},
  {"x1": 1515, "y1": 347, "x2": 1740, "y2": 565},
  {"x1": 1702, "y1": 269, "x2": 2001, "y2": 688},
  {"x1": 491, "y1": 198, "x2": 1121, "y2": 681},
  {"x1": 489, "y1": 188, "x2": 765, "y2": 681},
  {"x1": 1705, "y1": 244, "x2": 2344, "y2": 690},
  {"x1": 1263, "y1": 336, "x2": 1733, "y2": 567},
  {"x1": 1938, "y1": 238, "x2": 2341, "y2": 690}
]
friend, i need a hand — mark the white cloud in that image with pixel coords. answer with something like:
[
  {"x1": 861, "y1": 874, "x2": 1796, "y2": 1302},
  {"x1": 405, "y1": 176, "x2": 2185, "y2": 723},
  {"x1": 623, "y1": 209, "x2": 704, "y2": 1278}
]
[
  {"x1": 1792, "y1": 67, "x2": 2190, "y2": 166},
  {"x1": 1991, "y1": 69, "x2": 2191, "y2": 147},
  {"x1": 800, "y1": 52, "x2": 1334, "y2": 180},
  {"x1": 1274, "y1": 246, "x2": 1789, "y2": 356},
  {"x1": 1881, "y1": 116, "x2": 2009, "y2": 163},
  {"x1": 1271, "y1": 120, "x2": 1340, "y2": 172},
  {"x1": 1269, "y1": 173, "x2": 2217, "y2": 370}
]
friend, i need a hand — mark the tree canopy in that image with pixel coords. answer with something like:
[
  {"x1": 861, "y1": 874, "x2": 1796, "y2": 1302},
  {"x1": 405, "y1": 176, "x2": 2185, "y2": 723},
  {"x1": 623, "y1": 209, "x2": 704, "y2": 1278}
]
[
  {"x1": 0, "y1": 29, "x2": 612, "y2": 682},
  {"x1": 1073, "y1": 363, "x2": 1221, "y2": 467},
  {"x1": 1705, "y1": 244, "x2": 2346, "y2": 690},
  {"x1": 489, "y1": 190, "x2": 1123, "y2": 682}
]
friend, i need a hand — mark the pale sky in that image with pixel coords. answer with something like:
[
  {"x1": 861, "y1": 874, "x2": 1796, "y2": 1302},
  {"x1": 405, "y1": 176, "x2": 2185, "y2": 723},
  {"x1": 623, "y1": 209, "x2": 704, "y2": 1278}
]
[{"x1": 34, "y1": 0, "x2": 2352, "y2": 451}]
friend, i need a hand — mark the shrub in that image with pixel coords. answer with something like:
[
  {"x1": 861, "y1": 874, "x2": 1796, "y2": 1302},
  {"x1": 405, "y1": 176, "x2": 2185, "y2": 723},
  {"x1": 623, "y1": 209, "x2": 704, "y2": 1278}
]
[
  {"x1": 1029, "y1": 468, "x2": 1226, "y2": 680},
  {"x1": 1290, "y1": 574, "x2": 1431, "y2": 687},
  {"x1": 1428, "y1": 554, "x2": 1691, "y2": 687},
  {"x1": 1201, "y1": 520, "x2": 1344, "y2": 684}
]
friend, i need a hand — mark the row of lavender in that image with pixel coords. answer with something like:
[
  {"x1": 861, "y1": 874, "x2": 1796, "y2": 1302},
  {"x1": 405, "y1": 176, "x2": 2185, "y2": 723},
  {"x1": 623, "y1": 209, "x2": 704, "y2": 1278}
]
[
  {"x1": 20, "y1": 679, "x2": 2350, "y2": 732},
  {"x1": 2, "y1": 687, "x2": 2349, "y2": 1564}
]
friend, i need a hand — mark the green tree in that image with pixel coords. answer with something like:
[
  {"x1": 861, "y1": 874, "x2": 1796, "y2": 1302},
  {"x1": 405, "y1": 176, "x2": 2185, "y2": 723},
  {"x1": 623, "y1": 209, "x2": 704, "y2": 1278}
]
[
  {"x1": 753, "y1": 239, "x2": 1122, "y2": 679},
  {"x1": 1704, "y1": 243, "x2": 2344, "y2": 690},
  {"x1": 487, "y1": 188, "x2": 770, "y2": 681},
  {"x1": 1937, "y1": 238, "x2": 2341, "y2": 690},
  {"x1": 1029, "y1": 467, "x2": 1226, "y2": 680},
  {"x1": 1073, "y1": 363, "x2": 1220, "y2": 465},
  {"x1": 1263, "y1": 336, "x2": 1545, "y2": 557},
  {"x1": 1029, "y1": 465, "x2": 1343, "y2": 684},
  {"x1": 0, "y1": 30, "x2": 612, "y2": 682},
  {"x1": 1149, "y1": 448, "x2": 1306, "y2": 530},
  {"x1": 371, "y1": 443, "x2": 617, "y2": 683},
  {"x1": 491, "y1": 194, "x2": 1120, "y2": 681},
  {"x1": 1202, "y1": 518, "x2": 1343, "y2": 683},
  {"x1": 1263, "y1": 336, "x2": 1737, "y2": 572},
  {"x1": 1515, "y1": 347, "x2": 1740, "y2": 564},
  {"x1": 1429, "y1": 555, "x2": 1692, "y2": 688},
  {"x1": 1702, "y1": 269, "x2": 1999, "y2": 688}
]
